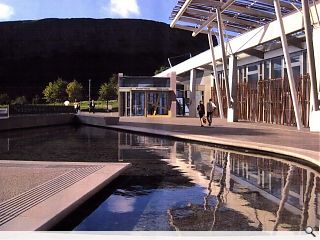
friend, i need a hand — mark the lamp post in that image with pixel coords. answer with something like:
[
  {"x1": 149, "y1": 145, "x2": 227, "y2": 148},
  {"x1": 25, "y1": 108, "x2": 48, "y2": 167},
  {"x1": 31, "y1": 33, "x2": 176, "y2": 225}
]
[{"x1": 88, "y1": 79, "x2": 91, "y2": 101}]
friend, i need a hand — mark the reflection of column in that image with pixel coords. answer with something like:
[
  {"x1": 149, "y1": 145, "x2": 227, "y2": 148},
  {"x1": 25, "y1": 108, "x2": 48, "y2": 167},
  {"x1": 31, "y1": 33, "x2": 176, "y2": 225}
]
[
  {"x1": 226, "y1": 153, "x2": 231, "y2": 190},
  {"x1": 300, "y1": 171, "x2": 315, "y2": 230},
  {"x1": 246, "y1": 162, "x2": 249, "y2": 180},
  {"x1": 237, "y1": 159, "x2": 240, "y2": 175},
  {"x1": 204, "y1": 153, "x2": 217, "y2": 210},
  {"x1": 188, "y1": 143, "x2": 193, "y2": 165},
  {"x1": 170, "y1": 142, "x2": 177, "y2": 165},
  {"x1": 211, "y1": 154, "x2": 229, "y2": 230},
  {"x1": 269, "y1": 173, "x2": 272, "y2": 192},
  {"x1": 273, "y1": 165, "x2": 295, "y2": 231},
  {"x1": 118, "y1": 132, "x2": 122, "y2": 162},
  {"x1": 7, "y1": 138, "x2": 10, "y2": 152},
  {"x1": 307, "y1": 174, "x2": 317, "y2": 228},
  {"x1": 261, "y1": 170, "x2": 265, "y2": 189}
]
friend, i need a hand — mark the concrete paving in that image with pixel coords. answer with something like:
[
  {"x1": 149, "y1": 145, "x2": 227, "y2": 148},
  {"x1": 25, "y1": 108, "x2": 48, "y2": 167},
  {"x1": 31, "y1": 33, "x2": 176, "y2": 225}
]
[
  {"x1": 114, "y1": 116, "x2": 319, "y2": 168},
  {"x1": 0, "y1": 160, "x2": 130, "y2": 230}
]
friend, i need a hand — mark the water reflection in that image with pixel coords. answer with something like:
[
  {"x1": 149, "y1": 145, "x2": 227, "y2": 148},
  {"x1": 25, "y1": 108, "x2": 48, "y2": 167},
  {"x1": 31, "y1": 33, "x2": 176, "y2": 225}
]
[
  {"x1": 116, "y1": 132, "x2": 319, "y2": 231},
  {"x1": 0, "y1": 126, "x2": 319, "y2": 231}
]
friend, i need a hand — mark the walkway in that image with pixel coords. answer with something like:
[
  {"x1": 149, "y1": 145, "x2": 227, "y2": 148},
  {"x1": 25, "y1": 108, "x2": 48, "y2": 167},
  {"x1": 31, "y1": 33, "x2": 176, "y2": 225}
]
[
  {"x1": 112, "y1": 116, "x2": 319, "y2": 168},
  {"x1": 0, "y1": 160, "x2": 130, "y2": 230}
]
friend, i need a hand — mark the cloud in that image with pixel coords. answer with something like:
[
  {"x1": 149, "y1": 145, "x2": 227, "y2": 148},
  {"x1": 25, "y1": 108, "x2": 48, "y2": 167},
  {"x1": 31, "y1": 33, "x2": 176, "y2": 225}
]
[
  {"x1": 106, "y1": 0, "x2": 140, "y2": 18},
  {"x1": 0, "y1": 3, "x2": 14, "y2": 20},
  {"x1": 107, "y1": 196, "x2": 136, "y2": 213}
]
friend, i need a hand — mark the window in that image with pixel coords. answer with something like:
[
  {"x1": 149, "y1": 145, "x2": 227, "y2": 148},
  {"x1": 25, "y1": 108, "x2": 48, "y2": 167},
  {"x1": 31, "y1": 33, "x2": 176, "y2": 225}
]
[{"x1": 271, "y1": 57, "x2": 282, "y2": 78}]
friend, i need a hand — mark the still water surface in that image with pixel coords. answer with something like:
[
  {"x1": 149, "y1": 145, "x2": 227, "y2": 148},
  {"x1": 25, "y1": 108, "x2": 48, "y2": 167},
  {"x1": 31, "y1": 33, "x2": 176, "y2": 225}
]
[{"x1": 0, "y1": 126, "x2": 319, "y2": 231}]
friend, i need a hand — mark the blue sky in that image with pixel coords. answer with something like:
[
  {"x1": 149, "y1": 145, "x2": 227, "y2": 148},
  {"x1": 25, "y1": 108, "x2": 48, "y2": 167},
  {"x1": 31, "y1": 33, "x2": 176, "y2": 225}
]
[{"x1": 0, "y1": 0, "x2": 177, "y2": 23}]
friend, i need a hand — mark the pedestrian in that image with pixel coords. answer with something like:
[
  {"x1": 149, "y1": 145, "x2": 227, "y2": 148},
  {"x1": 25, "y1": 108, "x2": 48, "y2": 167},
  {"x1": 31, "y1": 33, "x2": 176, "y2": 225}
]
[
  {"x1": 197, "y1": 100, "x2": 205, "y2": 127},
  {"x1": 89, "y1": 99, "x2": 95, "y2": 113},
  {"x1": 74, "y1": 99, "x2": 78, "y2": 113},
  {"x1": 74, "y1": 99, "x2": 80, "y2": 114},
  {"x1": 206, "y1": 98, "x2": 216, "y2": 126}
]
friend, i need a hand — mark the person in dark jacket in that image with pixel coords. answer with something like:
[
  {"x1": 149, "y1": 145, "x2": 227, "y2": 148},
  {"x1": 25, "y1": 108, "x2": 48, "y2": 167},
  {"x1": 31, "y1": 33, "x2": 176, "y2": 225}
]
[
  {"x1": 197, "y1": 100, "x2": 205, "y2": 127},
  {"x1": 89, "y1": 99, "x2": 95, "y2": 113}
]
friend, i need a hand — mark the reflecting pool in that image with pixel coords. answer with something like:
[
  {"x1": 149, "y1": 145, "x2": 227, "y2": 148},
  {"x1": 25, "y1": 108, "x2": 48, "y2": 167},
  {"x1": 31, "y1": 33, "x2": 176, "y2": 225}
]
[{"x1": 0, "y1": 126, "x2": 319, "y2": 231}]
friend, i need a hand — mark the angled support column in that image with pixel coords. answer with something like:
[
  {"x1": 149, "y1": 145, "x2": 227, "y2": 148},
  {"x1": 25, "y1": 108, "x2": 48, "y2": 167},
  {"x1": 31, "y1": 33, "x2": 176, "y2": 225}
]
[
  {"x1": 228, "y1": 54, "x2": 238, "y2": 122},
  {"x1": 274, "y1": 0, "x2": 303, "y2": 130},
  {"x1": 189, "y1": 69, "x2": 197, "y2": 117},
  {"x1": 302, "y1": 0, "x2": 319, "y2": 111},
  {"x1": 216, "y1": 8, "x2": 231, "y2": 109},
  {"x1": 208, "y1": 31, "x2": 224, "y2": 118},
  {"x1": 170, "y1": 72, "x2": 177, "y2": 118}
]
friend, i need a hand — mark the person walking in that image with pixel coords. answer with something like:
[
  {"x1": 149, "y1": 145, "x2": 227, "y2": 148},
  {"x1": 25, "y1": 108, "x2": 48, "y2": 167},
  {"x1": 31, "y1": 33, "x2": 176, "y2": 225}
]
[
  {"x1": 206, "y1": 98, "x2": 216, "y2": 126},
  {"x1": 89, "y1": 99, "x2": 95, "y2": 113},
  {"x1": 197, "y1": 100, "x2": 205, "y2": 127}
]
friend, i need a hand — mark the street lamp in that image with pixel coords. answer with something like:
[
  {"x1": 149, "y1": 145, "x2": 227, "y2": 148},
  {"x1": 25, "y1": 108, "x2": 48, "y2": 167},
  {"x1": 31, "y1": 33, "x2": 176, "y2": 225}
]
[{"x1": 88, "y1": 79, "x2": 91, "y2": 101}]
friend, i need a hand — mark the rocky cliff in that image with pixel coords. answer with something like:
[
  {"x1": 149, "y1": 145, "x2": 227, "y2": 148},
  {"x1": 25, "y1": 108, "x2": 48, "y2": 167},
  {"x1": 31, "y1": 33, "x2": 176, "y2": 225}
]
[{"x1": 0, "y1": 18, "x2": 211, "y2": 99}]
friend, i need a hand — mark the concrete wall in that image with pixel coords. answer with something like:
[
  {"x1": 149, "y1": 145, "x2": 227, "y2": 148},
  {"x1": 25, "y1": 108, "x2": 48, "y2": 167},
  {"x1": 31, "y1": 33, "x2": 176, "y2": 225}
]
[
  {"x1": 0, "y1": 114, "x2": 75, "y2": 131},
  {"x1": 76, "y1": 114, "x2": 119, "y2": 127}
]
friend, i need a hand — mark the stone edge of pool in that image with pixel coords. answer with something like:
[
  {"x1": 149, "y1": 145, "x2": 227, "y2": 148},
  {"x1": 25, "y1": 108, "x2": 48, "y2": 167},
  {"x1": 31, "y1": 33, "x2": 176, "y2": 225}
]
[
  {"x1": 0, "y1": 161, "x2": 131, "y2": 231},
  {"x1": 106, "y1": 124, "x2": 320, "y2": 169}
]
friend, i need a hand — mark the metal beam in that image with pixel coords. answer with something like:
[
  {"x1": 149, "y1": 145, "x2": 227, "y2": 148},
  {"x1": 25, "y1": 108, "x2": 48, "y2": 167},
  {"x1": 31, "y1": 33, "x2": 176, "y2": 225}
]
[
  {"x1": 243, "y1": 48, "x2": 265, "y2": 59},
  {"x1": 217, "y1": 8, "x2": 231, "y2": 109},
  {"x1": 185, "y1": 7, "x2": 261, "y2": 28},
  {"x1": 192, "y1": 0, "x2": 235, "y2": 37},
  {"x1": 170, "y1": 0, "x2": 193, "y2": 28},
  {"x1": 208, "y1": 31, "x2": 224, "y2": 118},
  {"x1": 274, "y1": 0, "x2": 303, "y2": 130},
  {"x1": 302, "y1": 0, "x2": 319, "y2": 111}
]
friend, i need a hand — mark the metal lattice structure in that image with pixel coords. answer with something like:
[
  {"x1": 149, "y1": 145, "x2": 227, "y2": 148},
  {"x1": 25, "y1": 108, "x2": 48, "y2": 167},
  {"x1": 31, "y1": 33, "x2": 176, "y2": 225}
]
[{"x1": 170, "y1": 0, "x2": 317, "y2": 38}]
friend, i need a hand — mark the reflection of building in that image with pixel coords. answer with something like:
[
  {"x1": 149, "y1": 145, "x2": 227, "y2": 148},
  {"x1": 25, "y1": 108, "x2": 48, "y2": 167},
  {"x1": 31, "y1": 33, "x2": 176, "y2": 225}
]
[
  {"x1": 117, "y1": 133, "x2": 320, "y2": 230},
  {"x1": 154, "y1": 1, "x2": 320, "y2": 131},
  {"x1": 118, "y1": 74, "x2": 177, "y2": 117}
]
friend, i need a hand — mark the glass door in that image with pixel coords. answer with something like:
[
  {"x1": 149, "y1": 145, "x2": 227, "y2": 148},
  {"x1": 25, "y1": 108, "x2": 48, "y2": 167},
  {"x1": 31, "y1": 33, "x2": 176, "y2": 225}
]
[{"x1": 132, "y1": 92, "x2": 145, "y2": 116}]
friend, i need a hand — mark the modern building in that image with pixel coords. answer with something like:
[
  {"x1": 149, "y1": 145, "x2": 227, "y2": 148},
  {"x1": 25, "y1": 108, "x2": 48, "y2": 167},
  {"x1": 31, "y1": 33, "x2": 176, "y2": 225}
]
[
  {"x1": 155, "y1": 0, "x2": 320, "y2": 132},
  {"x1": 118, "y1": 73, "x2": 177, "y2": 117}
]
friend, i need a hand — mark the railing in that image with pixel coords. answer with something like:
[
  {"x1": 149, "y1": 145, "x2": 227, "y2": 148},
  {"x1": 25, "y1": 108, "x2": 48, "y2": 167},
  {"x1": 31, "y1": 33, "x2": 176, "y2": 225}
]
[
  {"x1": 8, "y1": 104, "x2": 75, "y2": 115},
  {"x1": 211, "y1": 75, "x2": 311, "y2": 127}
]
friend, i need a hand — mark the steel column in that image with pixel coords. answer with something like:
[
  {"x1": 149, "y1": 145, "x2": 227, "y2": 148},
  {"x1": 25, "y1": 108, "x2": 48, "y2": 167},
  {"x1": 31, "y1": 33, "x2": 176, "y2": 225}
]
[
  {"x1": 208, "y1": 31, "x2": 224, "y2": 118},
  {"x1": 302, "y1": 0, "x2": 319, "y2": 111},
  {"x1": 216, "y1": 8, "x2": 231, "y2": 109},
  {"x1": 274, "y1": 0, "x2": 303, "y2": 130}
]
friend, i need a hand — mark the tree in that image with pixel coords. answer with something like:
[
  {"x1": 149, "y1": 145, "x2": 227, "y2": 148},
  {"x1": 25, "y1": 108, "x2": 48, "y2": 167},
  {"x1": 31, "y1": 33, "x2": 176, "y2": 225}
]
[
  {"x1": 66, "y1": 79, "x2": 83, "y2": 102},
  {"x1": 154, "y1": 65, "x2": 169, "y2": 75},
  {"x1": 0, "y1": 93, "x2": 10, "y2": 105},
  {"x1": 12, "y1": 96, "x2": 28, "y2": 105},
  {"x1": 99, "y1": 74, "x2": 118, "y2": 110},
  {"x1": 43, "y1": 78, "x2": 68, "y2": 103}
]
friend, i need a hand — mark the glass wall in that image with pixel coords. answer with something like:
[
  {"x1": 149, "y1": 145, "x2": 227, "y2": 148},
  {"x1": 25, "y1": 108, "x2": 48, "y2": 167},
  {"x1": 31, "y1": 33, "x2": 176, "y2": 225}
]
[
  {"x1": 132, "y1": 92, "x2": 145, "y2": 116},
  {"x1": 147, "y1": 92, "x2": 169, "y2": 116}
]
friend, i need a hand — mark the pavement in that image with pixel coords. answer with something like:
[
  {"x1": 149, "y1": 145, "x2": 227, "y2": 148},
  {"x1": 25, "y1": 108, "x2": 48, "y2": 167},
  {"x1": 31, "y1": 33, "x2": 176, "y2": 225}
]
[
  {"x1": 0, "y1": 160, "x2": 130, "y2": 231},
  {"x1": 113, "y1": 116, "x2": 320, "y2": 168}
]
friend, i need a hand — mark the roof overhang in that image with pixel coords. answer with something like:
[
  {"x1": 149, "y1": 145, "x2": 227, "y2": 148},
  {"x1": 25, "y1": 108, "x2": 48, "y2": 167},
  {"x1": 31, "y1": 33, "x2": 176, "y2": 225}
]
[{"x1": 156, "y1": 1, "x2": 320, "y2": 77}]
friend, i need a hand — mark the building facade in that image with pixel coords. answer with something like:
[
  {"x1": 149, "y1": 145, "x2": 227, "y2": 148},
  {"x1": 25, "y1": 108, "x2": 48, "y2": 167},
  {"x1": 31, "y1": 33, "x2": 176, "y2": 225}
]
[{"x1": 156, "y1": 0, "x2": 320, "y2": 132}]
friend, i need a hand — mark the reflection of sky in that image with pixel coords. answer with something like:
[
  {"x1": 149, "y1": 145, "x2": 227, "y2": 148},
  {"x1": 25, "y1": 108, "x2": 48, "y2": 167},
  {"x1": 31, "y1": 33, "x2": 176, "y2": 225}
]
[
  {"x1": 107, "y1": 195, "x2": 135, "y2": 213},
  {"x1": 75, "y1": 186, "x2": 207, "y2": 231}
]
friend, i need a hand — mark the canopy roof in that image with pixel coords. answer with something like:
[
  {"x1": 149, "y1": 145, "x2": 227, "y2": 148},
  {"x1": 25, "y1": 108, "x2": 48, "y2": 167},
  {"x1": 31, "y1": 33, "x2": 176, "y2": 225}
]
[{"x1": 170, "y1": 0, "x2": 313, "y2": 38}]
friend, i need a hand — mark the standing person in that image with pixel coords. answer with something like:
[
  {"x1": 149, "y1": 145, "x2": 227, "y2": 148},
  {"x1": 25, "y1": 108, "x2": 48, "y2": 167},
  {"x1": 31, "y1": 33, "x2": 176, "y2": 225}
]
[
  {"x1": 197, "y1": 100, "x2": 205, "y2": 127},
  {"x1": 206, "y1": 98, "x2": 216, "y2": 126},
  {"x1": 74, "y1": 99, "x2": 78, "y2": 113},
  {"x1": 89, "y1": 99, "x2": 95, "y2": 113}
]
